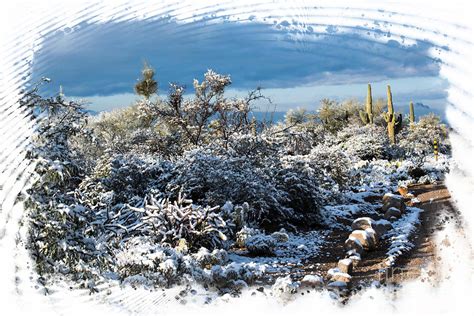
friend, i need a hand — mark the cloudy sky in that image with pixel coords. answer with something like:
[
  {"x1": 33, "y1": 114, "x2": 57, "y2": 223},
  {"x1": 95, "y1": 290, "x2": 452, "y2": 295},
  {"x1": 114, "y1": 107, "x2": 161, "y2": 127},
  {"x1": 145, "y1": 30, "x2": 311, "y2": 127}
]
[{"x1": 31, "y1": 17, "x2": 448, "y2": 115}]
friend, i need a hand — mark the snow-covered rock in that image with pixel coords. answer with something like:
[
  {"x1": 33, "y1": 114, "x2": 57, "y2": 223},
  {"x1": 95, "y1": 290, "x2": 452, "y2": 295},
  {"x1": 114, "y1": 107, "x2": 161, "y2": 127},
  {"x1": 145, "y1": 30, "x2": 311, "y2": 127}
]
[
  {"x1": 382, "y1": 193, "x2": 406, "y2": 213},
  {"x1": 365, "y1": 227, "x2": 379, "y2": 247},
  {"x1": 348, "y1": 254, "x2": 361, "y2": 267},
  {"x1": 300, "y1": 274, "x2": 324, "y2": 287},
  {"x1": 327, "y1": 281, "x2": 348, "y2": 290},
  {"x1": 352, "y1": 217, "x2": 392, "y2": 237},
  {"x1": 397, "y1": 185, "x2": 409, "y2": 196},
  {"x1": 384, "y1": 207, "x2": 402, "y2": 220},
  {"x1": 337, "y1": 258, "x2": 353, "y2": 274},
  {"x1": 327, "y1": 267, "x2": 341, "y2": 277},
  {"x1": 272, "y1": 276, "x2": 300, "y2": 299},
  {"x1": 344, "y1": 236, "x2": 365, "y2": 255},
  {"x1": 348, "y1": 229, "x2": 376, "y2": 251},
  {"x1": 330, "y1": 272, "x2": 352, "y2": 283},
  {"x1": 372, "y1": 219, "x2": 393, "y2": 236},
  {"x1": 351, "y1": 217, "x2": 374, "y2": 231}
]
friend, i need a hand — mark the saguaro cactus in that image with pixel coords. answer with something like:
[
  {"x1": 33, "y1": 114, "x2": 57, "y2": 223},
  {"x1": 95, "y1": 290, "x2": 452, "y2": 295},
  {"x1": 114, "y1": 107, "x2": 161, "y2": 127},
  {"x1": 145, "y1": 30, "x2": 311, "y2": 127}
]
[
  {"x1": 359, "y1": 84, "x2": 374, "y2": 124},
  {"x1": 409, "y1": 101, "x2": 415, "y2": 125},
  {"x1": 383, "y1": 85, "x2": 402, "y2": 144}
]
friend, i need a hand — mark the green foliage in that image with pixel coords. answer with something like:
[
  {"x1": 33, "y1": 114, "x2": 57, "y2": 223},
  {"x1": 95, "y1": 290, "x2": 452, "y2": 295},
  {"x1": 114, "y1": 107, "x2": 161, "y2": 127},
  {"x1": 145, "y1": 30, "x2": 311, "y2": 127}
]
[
  {"x1": 399, "y1": 113, "x2": 449, "y2": 162},
  {"x1": 318, "y1": 99, "x2": 350, "y2": 133},
  {"x1": 134, "y1": 63, "x2": 158, "y2": 99}
]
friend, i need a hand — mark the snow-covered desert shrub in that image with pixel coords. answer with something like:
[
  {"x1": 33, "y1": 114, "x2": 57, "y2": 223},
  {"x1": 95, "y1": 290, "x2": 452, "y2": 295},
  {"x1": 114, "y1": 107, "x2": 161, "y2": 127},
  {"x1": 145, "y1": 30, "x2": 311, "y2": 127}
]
[
  {"x1": 398, "y1": 113, "x2": 450, "y2": 161},
  {"x1": 245, "y1": 234, "x2": 276, "y2": 256},
  {"x1": 109, "y1": 193, "x2": 231, "y2": 251},
  {"x1": 335, "y1": 124, "x2": 390, "y2": 160},
  {"x1": 235, "y1": 227, "x2": 261, "y2": 248},
  {"x1": 271, "y1": 276, "x2": 300, "y2": 300},
  {"x1": 271, "y1": 231, "x2": 289, "y2": 242},
  {"x1": 165, "y1": 149, "x2": 293, "y2": 229},
  {"x1": 115, "y1": 237, "x2": 186, "y2": 287},
  {"x1": 78, "y1": 153, "x2": 172, "y2": 207}
]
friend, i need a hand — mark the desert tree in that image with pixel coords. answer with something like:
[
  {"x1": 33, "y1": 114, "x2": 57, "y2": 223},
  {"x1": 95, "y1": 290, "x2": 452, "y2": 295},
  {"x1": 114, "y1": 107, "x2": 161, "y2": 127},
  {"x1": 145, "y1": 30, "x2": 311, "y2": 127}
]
[
  {"x1": 135, "y1": 63, "x2": 158, "y2": 100},
  {"x1": 156, "y1": 69, "x2": 268, "y2": 147}
]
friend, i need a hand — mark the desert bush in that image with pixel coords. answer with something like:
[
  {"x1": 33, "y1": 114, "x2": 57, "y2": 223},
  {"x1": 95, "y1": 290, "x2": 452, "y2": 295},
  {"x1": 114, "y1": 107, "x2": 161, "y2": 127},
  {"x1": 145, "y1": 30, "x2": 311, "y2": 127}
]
[
  {"x1": 399, "y1": 113, "x2": 449, "y2": 159},
  {"x1": 165, "y1": 148, "x2": 293, "y2": 229},
  {"x1": 334, "y1": 124, "x2": 390, "y2": 160},
  {"x1": 152, "y1": 70, "x2": 267, "y2": 147}
]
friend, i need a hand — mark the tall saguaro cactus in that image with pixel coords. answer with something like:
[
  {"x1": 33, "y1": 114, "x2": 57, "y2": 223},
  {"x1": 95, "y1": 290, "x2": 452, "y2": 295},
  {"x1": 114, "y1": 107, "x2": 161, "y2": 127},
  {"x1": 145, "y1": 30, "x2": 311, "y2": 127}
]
[
  {"x1": 383, "y1": 85, "x2": 402, "y2": 144},
  {"x1": 409, "y1": 101, "x2": 415, "y2": 125},
  {"x1": 359, "y1": 84, "x2": 374, "y2": 124}
]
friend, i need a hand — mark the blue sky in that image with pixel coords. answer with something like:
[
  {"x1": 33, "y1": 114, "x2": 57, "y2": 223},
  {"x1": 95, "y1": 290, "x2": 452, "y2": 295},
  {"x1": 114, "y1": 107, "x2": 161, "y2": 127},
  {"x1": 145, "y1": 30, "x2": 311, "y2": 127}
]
[{"x1": 31, "y1": 18, "x2": 447, "y2": 115}]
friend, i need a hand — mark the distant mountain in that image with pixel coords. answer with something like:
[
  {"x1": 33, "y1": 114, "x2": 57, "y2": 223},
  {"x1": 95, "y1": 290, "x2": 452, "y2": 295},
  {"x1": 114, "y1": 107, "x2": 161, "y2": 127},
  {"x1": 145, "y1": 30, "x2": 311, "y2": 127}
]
[
  {"x1": 84, "y1": 109, "x2": 100, "y2": 116},
  {"x1": 250, "y1": 111, "x2": 287, "y2": 123},
  {"x1": 415, "y1": 102, "x2": 431, "y2": 109}
]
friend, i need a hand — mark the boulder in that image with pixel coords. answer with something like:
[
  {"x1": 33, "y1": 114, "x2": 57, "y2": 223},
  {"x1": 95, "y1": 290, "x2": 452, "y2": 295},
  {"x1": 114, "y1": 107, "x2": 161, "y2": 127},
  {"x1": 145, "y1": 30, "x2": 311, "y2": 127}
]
[
  {"x1": 382, "y1": 193, "x2": 406, "y2": 213},
  {"x1": 348, "y1": 254, "x2": 361, "y2": 267},
  {"x1": 364, "y1": 228, "x2": 379, "y2": 248},
  {"x1": 397, "y1": 185, "x2": 409, "y2": 197},
  {"x1": 327, "y1": 267, "x2": 340, "y2": 277},
  {"x1": 300, "y1": 275, "x2": 324, "y2": 288},
  {"x1": 348, "y1": 230, "x2": 376, "y2": 251},
  {"x1": 373, "y1": 219, "x2": 393, "y2": 236},
  {"x1": 327, "y1": 281, "x2": 348, "y2": 289},
  {"x1": 330, "y1": 272, "x2": 352, "y2": 283},
  {"x1": 345, "y1": 237, "x2": 365, "y2": 255},
  {"x1": 384, "y1": 207, "x2": 402, "y2": 220},
  {"x1": 337, "y1": 258, "x2": 353, "y2": 274},
  {"x1": 351, "y1": 217, "x2": 374, "y2": 231}
]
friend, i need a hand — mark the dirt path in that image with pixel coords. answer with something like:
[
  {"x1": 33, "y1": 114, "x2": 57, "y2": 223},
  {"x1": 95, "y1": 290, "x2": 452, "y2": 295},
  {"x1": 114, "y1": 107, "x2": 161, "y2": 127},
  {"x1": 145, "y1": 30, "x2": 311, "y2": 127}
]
[{"x1": 289, "y1": 182, "x2": 459, "y2": 288}]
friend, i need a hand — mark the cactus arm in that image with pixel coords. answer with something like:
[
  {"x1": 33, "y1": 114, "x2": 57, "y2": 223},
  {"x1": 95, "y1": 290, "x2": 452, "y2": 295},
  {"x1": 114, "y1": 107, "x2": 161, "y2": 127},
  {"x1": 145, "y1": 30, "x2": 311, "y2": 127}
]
[{"x1": 359, "y1": 110, "x2": 368, "y2": 124}]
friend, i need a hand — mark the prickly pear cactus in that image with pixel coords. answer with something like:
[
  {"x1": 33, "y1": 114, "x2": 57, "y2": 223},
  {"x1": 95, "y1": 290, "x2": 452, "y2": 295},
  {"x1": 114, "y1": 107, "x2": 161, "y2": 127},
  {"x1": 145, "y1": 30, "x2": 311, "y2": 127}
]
[
  {"x1": 359, "y1": 84, "x2": 374, "y2": 124},
  {"x1": 383, "y1": 85, "x2": 402, "y2": 144},
  {"x1": 409, "y1": 101, "x2": 415, "y2": 125}
]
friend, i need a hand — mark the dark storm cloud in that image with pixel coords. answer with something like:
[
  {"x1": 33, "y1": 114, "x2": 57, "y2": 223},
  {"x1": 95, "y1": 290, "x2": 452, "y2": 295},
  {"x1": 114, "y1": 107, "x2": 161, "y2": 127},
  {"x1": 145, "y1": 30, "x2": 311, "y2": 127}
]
[{"x1": 31, "y1": 18, "x2": 440, "y2": 96}]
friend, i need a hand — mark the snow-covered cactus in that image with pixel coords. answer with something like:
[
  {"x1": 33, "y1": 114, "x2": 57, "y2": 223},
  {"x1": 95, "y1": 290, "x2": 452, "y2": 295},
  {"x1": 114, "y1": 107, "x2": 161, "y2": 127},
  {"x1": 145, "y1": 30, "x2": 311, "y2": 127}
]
[
  {"x1": 359, "y1": 84, "x2": 374, "y2": 125},
  {"x1": 235, "y1": 226, "x2": 261, "y2": 248},
  {"x1": 383, "y1": 85, "x2": 403, "y2": 144}
]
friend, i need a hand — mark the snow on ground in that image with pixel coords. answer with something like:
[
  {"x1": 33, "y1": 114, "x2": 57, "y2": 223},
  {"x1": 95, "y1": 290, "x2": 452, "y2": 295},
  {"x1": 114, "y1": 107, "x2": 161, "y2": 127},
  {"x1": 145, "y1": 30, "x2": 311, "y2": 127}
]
[
  {"x1": 229, "y1": 231, "x2": 324, "y2": 274},
  {"x1": 385, "y1": 206, "x2": 423, "y2": 266}
]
